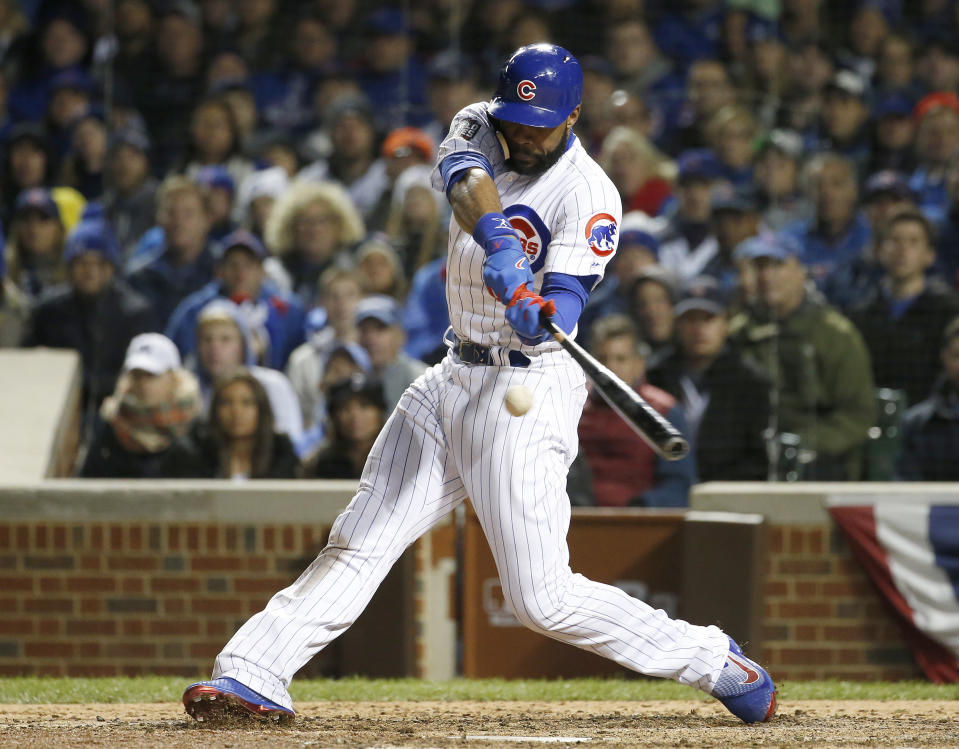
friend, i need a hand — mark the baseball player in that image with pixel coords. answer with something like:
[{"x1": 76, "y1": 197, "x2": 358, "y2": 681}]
[{"x1": 183, "y1": 44, "x2": 777, "y2": 725}]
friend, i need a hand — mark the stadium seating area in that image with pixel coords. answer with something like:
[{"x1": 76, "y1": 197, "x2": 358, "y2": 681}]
[{"x1": 3, "y1": 0, "x2": 959, "y2": 496}]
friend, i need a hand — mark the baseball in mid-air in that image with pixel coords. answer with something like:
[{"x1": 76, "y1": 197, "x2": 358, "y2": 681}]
[{"x1": 505, "y1": 385, "x2": 533, "y2": 416}]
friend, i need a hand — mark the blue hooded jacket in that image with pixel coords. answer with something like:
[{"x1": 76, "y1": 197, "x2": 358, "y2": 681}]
[{"x1": 165, "y1": 278, "x2": 305, "y2": 370}]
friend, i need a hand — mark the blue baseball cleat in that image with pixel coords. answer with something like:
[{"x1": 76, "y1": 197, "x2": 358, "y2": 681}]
[
  {"x1": 710, "y1": 638, "x2": 778, "y2": 723},
  {"x1": 183, "y1": 677, "x2": 295, "y2": 725}
]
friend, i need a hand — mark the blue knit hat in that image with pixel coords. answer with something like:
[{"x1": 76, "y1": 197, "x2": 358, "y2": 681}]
[{"x1": 63, "y1": 220, "x2": 120, "y2": 266}]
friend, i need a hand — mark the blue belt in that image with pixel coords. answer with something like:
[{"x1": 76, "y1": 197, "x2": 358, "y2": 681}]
[{"x1": 447, "y1": 331, "x2": 530, "y2": 368}]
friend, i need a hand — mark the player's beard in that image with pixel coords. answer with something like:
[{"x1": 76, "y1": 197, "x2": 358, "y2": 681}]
[{"x1": 503, "y1": 125, "x2": 570, "y2": 177}]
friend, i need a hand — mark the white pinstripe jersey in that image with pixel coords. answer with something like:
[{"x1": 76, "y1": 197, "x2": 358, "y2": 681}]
[
  {"x1": 430, "y1": 102, "x2": 622, "y2": 351},
  {"x1": 211, "y1": 117, "x2": 729, "y2": 714}
]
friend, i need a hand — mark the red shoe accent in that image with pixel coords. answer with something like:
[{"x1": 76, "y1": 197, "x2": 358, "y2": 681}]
[
  {"x1": 763, "y1": 691, "x2": 778, "y2": 722},
  {"x1": 727, "y1": 652, "x2": 761, "y2": 685},
  {"x1": 182, "y1": 684, "x2": 293, "y2": 724}
]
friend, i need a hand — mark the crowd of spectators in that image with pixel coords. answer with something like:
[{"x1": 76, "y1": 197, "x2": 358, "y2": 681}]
[{"x1": 5, "y1": 0, "x2": 959, "y2": 499}]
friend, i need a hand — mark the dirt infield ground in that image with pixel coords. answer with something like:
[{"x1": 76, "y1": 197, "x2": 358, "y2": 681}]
[{"x1": 2, "y1": 700, "x2": 958, "y2": 748}]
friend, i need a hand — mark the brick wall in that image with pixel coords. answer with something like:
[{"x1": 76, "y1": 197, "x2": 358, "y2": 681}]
[
  {"x1": 762, "y1": 523, "x2": 920, "y2": 681},
  {"x1": 0, "y1": 508, "x2": 929, "y2": 680},
  {"x1": 0, "y1": 521, "x2": 332, "y2": 677}
]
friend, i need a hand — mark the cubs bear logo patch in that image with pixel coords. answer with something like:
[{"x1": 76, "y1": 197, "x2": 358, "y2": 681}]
[{"x1": 585, "y1": 213, "x2": 618, "y2": 257}]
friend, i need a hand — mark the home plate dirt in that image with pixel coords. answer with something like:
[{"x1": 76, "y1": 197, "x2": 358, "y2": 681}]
[{"x1": 1, "y1": 699, "x2": 957, "y2": 748}]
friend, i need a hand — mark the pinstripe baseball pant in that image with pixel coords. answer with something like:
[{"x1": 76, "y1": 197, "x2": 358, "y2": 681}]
[{"x1": 212, "y1": 351, "x2": 729, "y2": 710}]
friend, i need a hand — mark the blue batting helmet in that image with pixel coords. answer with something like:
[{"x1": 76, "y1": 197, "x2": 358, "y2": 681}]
[{"x1": 489, "y1": 43, "x2": 583, "y2": 128}]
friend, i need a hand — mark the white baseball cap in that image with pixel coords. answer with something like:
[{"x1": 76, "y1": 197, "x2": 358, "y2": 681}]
[
  {"x1": 123, "y1": 333, "x2": 181, "y2": 374},
  {"x1": 238, "y1": 165, "x2": 289, "y2": 216}
]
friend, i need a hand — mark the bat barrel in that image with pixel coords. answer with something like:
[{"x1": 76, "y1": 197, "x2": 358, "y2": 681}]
[
  {"x1": 541, "y1": 315, "x2": 691, "y2": 461},
  {"x1": 662, "y1": 434, "x2": 690, "y2": 461}
]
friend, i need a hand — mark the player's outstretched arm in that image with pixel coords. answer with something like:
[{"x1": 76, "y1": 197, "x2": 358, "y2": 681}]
[
  {"x1": 448, "y1": 167, "x2": 533, "y2": 305},
  {"x1": 448, "y1": 168, "x2": 504, "y2": 233}
]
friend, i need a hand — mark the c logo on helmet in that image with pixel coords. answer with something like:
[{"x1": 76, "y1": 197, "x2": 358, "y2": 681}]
[{"x1": 516, "y1": 80, "x2": 536, "y2": 101}]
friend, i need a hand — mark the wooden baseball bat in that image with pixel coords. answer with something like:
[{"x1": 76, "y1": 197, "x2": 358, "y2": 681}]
[{"x1": 542, "y1": 317, "x2": 690, "y2": 461}]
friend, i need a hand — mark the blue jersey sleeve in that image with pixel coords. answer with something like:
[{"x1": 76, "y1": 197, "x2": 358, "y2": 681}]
[{"x1": 541, "y1": 271, "x2": 598, "y2": 334}]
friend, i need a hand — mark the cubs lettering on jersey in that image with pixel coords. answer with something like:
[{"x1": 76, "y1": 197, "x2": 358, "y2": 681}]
[
  {"x1": 431, "y1": 102, "x2": 622, "y2": 350},
  {"x1": 503, "y1": 205, "x2": 552, "y2": 272}
]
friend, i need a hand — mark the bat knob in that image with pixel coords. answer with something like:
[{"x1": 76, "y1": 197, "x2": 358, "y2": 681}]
[{"x1": 662, "y1": 436, "x2": 690, "y2": 461}]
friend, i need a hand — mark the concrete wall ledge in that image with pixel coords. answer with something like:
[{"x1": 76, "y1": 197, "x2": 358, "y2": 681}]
[
  {"x1": 692, "y1": 481, "x2": 959, "y2": 524},
  {"x1": 0, "y1": 480, "x2": 359, "y2": 523},
  {"x1": 0, "y1": 349, "x2": 80, "y2": 480},
  {"x1": 4, "y1": 480, "x2": 958, "y2": 524}
]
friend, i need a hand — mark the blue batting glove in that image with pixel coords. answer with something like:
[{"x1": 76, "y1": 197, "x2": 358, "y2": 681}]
[
  {"x1": 483, "y1": 248, "x2": 533, "y2": 303},
  {"x1": 474, "y1": 212, "x2": 534, "y2": 303},
  {"x1": 505, "y1": 289, "x2": 556, "y2": 345}
]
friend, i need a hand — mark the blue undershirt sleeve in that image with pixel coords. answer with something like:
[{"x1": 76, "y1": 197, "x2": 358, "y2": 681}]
[
  {"x1": 541, "y1": 272, "x2": 599, "y2": 334},
  {"x1": 439, "y1": 152, "x2": 494, "y2": 198}
]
